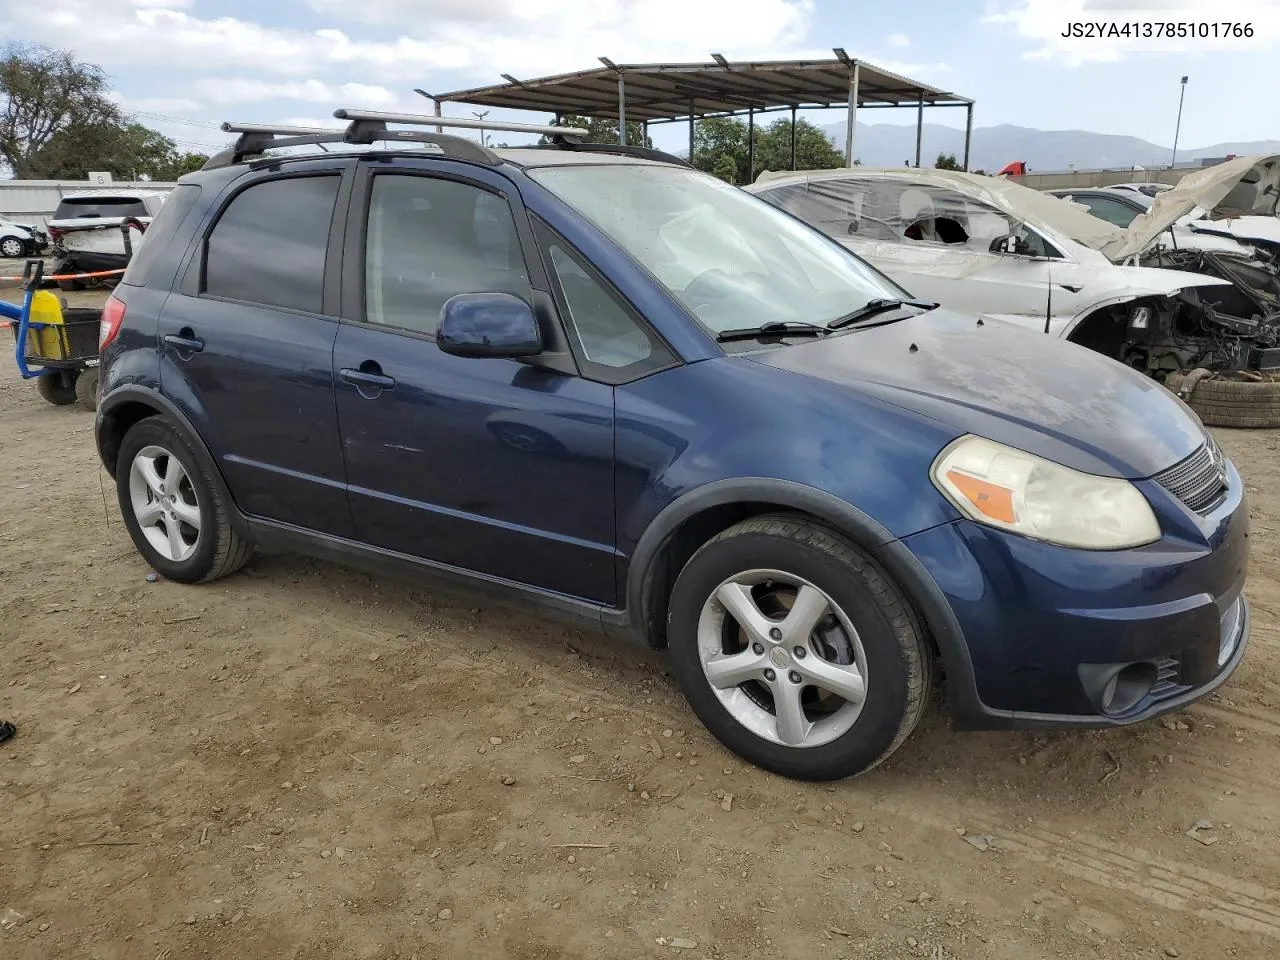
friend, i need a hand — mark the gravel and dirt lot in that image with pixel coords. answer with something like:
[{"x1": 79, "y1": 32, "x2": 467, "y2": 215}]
[{"x1": 3, "y1": 289, "x2": 1280, "y2": 960}]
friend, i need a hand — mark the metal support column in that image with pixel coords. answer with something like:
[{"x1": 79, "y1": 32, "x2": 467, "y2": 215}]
[
  {"x1": 844, "y1": 62, "x2": 860, "y2": 167},
  {"x1": 790, "y1": 105, "x2": 797, "y2": 170},
  {"x1": 914, "y1": 94, "x2": 924, "y2": 167},
  {"x1": 617, "y1": 73, "x2": 627, "y2": 145},
  {"x1": 963, "y1": 103, "x2": 973, "y2": 171},
  {"x1": 689, "y1": 100, "x2": 695, "y2": 164},
  {"x1": 433, "y1": 97, "x2": 442, "y2": 134},
  {"x1": 747, "y1": 107, "x2": 755, "y2": 183},
  {"x1": 642, "y1": 120, "x2": 648, "y2": 148}
]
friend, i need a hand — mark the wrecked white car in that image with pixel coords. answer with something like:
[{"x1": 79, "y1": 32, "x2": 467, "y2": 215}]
[{"x1": 746, "y1": 165, "x2": 1276, "y2": 379}]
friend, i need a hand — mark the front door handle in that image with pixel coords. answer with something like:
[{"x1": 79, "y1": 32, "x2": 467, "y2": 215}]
[
  {"x1": 339, "y1": 362, "x2": 396, "y2": 399},
  {"x1": 339, "y1": 368, "x2": 396, "y2": 389},
  {"x1": 163, "y1": 332, "x2": 204, "y2": 353}
]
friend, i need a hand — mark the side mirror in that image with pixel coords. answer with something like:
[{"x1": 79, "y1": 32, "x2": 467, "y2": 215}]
[
  {"x1": 989, "y1": 234, "x2": 1035, "y2": 257},
  {"x1": 437, "y1": 292, "x2": 543, "y2": 359}
]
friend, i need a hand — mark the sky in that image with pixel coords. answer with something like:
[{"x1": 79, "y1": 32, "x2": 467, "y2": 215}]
[{"x1": 0, "y1": 0, "x2": 1277, "y2": 157}]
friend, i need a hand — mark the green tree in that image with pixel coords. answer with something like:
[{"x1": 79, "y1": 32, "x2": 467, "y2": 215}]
[
  {"x1": 0, "y1": 43, "x2": 121, "y2": 178},
  {"x1": 691, "y1": 117, "x2": 749, "y2": 182},
  {"x1": 753, "y1": 118, "x2": 844, "y2": 180},
  {"x1": 539, "y1": 114, "x2": 650, "y2": 147},
  {"x1": 710, "y1": 154, "x2": 737, "y2": 184},
  {"x1": 32, "y1": 121, "x2": 208, "y2": 180},
  {"x1": 935, "y1": 152, "x2": 963, "y2": 171}
]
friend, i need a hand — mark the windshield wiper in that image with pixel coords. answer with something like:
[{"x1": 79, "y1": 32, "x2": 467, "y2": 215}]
[
  {"x1": 715, "y1": 321, "x2": 829, "y2": 343},
  {"x1": 827, "y1": 298, "x2": 938, "y2": 330}
]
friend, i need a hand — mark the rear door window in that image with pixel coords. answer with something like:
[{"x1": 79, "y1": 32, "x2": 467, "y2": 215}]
[
  {"x1": 53, "y1": 197, "x2": 150, "y2": 220},
  {"x1": 202, "y1": 174, "x2": 340, "y2": 314}
]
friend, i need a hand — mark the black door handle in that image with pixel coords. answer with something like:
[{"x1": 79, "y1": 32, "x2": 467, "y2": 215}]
[{"x1": 163, "y1": 333, "x2": 204, "y2": 353}]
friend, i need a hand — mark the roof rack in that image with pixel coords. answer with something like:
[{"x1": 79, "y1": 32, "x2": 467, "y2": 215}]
[{"x1": 201, "y1": 108, "x2": 688, "y2": 171}]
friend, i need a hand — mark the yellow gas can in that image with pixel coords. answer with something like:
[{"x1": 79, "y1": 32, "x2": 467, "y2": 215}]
[{"x1": 24, "y1": 291, "x2": 70, "y2": 361}]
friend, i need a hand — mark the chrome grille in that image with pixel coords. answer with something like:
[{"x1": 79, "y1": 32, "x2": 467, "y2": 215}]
[{"x1": 1153, "y1": 437, "x2": 1228, "y2": 513}]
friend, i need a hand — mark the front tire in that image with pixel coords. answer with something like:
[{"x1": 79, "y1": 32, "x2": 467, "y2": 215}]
[
  {"x1": 116, "y1": 417, "x2": 252, "y2": 583},
  {"x1": 666, "y1": 515, "x2": 931, "y2": 781},
  {"x1": 0, "y1": 236, "x2": 25, "y2": 258}
]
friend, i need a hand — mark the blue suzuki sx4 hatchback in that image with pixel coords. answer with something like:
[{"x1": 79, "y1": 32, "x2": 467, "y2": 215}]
[{"x1": 93, "y1": 112, "x2": 1249, "y2": 780}]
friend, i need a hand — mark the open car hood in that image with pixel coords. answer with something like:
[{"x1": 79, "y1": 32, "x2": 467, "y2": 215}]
[{"x1": 1102, "y1": 155, "x2": 1280, "y2": 262}]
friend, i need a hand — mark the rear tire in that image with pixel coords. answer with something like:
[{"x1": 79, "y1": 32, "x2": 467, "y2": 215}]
[
  {"x1": 116, "y1": 417, "x2": 252, "y2": 583},
  {"x1": 665, "y1": 514, "x2": 931, "y2": 781},
  {"x1": 1166, "y1": 371, "x2": 1280, "y2": 428},
  {"x1": 75, "y1": 367, "x2": 100, "y2": 411},
  {"x1": 36, "y1": 371, "x2": 78, "y2": 406}
]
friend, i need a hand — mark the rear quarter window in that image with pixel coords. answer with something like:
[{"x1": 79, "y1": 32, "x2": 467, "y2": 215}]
[{"x1": 120, "y1": 184, "x2": 202, "y2": 288}]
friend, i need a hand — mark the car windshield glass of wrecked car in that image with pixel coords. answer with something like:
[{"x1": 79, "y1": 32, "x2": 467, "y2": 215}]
[
  {"x1": 526, "y1": 164, "x2": 901, "y2": 334},
  {"x1": 756, "y1": 178, "x2": 1063, "y2": 258}
]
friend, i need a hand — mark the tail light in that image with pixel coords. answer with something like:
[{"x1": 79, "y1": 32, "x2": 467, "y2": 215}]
[
  {"x1": 47, "y1": 226, "x2": 63, "y2": 240},
  {"x1": 99, "y1": 294, "x2": 126, "y2": 351}
]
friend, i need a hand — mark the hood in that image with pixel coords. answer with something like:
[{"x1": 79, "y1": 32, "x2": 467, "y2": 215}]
[
  {"x1": 1188, "y1": 215, "x2": 1280, "y2": 248},
  {"x1": 1102, "y1": 155, "x2": 1280, "y2": 261},
  {"x1": 752, "y1": 308, "x2": 1206, "y2": 479}
]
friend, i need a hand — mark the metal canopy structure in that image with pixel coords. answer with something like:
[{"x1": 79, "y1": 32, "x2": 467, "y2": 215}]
[{"x1": 429, "y1": 50, "x2": 975, "y2": 173}]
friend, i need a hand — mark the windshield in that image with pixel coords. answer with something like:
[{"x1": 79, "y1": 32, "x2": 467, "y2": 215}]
[{"x1": 527, "y1": 164, "x2": 904, "y2": 334}]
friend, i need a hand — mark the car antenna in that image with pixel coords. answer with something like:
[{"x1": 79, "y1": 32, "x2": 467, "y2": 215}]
[{"x1": 1044, "y1": 264, "x2": 1053, "y2": 335}]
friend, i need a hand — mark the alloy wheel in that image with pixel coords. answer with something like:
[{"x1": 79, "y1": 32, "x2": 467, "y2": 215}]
[
  {"x1": 128, "y1": 445, "x2": 202, "y2": 563},
  {"x1": 696, "y1": 568, "x2": 868, "y2": 748}
]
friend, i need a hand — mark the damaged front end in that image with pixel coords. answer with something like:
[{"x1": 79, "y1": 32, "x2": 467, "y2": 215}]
[{"x1": 1071, "y1": 263, "x2": 1280, "y2": 380}]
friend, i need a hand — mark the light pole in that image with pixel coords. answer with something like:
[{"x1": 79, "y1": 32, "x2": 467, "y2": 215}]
[
  {"x1": 1171, "y1": 75, "x2": 1188, "y2": 168},
  {"x1": 472, "y1": 110, "x2": 490, "y2": 147}
]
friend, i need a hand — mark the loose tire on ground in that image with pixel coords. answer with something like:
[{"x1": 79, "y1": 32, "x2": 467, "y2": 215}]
[
  {"x1": 75, "y1": 367, "x2": 100, "y2": 411},
  {"x1": 1165, "y1": 371, "x2": 1280, "y2": 428},
  {"x1": 35, "y1": 371, "x2": 78, "y2": 406},
  {"x1": 665, "y1": 514, "x2": 932, "y2": 781},
  {"x1": 116, "y1": 416, "x2": 253, "y2": 584}
]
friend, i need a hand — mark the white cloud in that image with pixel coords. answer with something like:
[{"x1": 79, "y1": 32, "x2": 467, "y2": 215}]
[
  {"x1": 0, "y1": 0, "x2": 818, "y2": 81},
  {"x1": 983, "y1": 0, "x2": 1280, "y2": 64},
  {"x1": 192, "y1": 78, "x2": 401, "y2": 108},
  {"x1": 888, "y1": 32, "x2": 910, "y2": 47}
]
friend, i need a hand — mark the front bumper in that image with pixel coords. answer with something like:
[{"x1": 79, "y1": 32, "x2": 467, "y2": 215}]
[{"x1": 905, "y1": 460, "x2": 1250, "y2": 730}]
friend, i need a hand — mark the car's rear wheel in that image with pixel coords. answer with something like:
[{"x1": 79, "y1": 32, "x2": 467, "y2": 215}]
[
  {"x1": 116, "y1": 417, "x2": 252, "y2": 583},
  {"x1": 666, "y1": 515, "x2": 931, "y2": 781}
]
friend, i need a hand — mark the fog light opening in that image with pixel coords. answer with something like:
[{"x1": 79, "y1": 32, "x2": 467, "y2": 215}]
[{"x1": 1101, "y1": 662, "x2": 1159, "y2": 716}]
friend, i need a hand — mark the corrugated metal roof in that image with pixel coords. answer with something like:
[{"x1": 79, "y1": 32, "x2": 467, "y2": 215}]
[{"x1": 435, "y1": 57, "x2": 970, "y2": 122}]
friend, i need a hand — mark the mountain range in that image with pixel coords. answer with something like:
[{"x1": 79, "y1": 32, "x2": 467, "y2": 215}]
[{"x1": 816, "y1": 121, "x2": 1280, "y2": 173}]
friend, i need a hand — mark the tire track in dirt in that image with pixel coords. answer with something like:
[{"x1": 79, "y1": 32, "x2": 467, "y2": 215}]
[{"x1": 873, "y1": 800, "x2": 1280, "y2": 940}]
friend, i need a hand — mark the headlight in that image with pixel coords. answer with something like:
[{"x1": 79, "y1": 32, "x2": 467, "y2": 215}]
[{"x1": 931, "y1": 435, "x2": 1160, "y2": 550}]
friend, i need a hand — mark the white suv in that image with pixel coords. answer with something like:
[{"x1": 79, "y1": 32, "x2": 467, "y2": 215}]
[{"x1": 48, "y1": 189, "x2": 168, "y2": 285}]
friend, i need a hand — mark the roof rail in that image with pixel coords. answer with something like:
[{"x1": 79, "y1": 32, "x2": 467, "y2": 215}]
[
  {"x1": 331, "y1": 109, "x2": 589, "y2": 142},
  {"x1": 199, "y1": 110, "x2": 685, "y2": 172}
]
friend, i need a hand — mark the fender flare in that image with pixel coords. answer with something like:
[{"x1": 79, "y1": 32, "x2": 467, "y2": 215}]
[
  {"x1": 96, "y1": 384, "x2": 252, "y2": 540},
  {"x1": 623, "y1": 477, "x2": 978, "y2": 714}
]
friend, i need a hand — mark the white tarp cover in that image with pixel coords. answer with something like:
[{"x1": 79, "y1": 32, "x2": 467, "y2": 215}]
[{"x1": 753, "y1": 168, "x2": 1123, "y2": 251}]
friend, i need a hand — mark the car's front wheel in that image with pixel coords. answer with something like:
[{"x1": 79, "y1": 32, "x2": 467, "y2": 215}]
[
  {"x1": 116, "y1": 417, "x2": 252, "y2": 583},
  {"x1": 0, "y1": 236, "x2": 26, "y2": 258},
  {"x1": 666, "y1": 515, "x2": 932, "y2": 781}
]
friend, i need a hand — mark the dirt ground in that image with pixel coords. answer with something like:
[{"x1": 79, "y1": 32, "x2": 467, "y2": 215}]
[{"x1": 3, "y1": 288, "x2": 1280, "y2": 960}]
